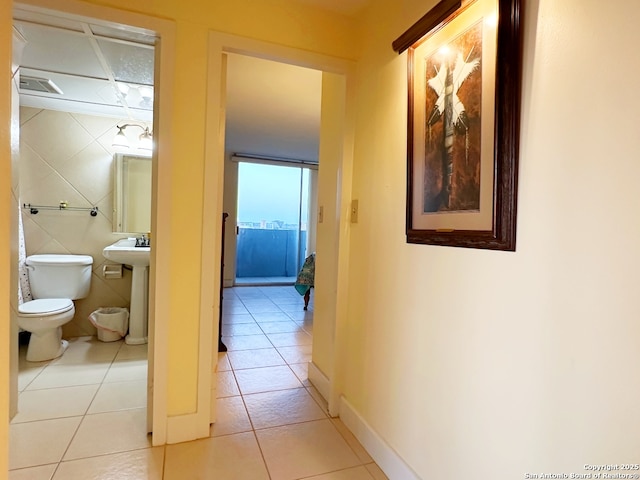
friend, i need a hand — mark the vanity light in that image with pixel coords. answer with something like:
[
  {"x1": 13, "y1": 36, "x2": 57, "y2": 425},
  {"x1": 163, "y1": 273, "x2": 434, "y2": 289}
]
[
  {"x1": 112, "y1": 124, "x2": 153, "y2": 152},
  {"x1": 138, "y1": 127, "x2": 153, "y2": 151},
  {"x1": 112, "y1": 125, "x2": 129, "y2": 148}
]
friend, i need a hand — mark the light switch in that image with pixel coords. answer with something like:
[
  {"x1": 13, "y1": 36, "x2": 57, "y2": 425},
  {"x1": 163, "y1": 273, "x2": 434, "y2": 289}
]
[{"x1": 351, "y1": 199, "x2": 358, "y2": 223}]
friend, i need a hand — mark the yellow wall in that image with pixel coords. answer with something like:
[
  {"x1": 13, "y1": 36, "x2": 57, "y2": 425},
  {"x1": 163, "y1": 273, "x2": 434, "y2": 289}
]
[
  {"x1": 18, "y1": 0, "x2": 353, "y2": 425},
  {"x1": 314, "y1": 72, "x2": 349, "y2": 379},
  {"x1": 75, "y1": 0, "x2": 358, "y2": 418},
  {"x1": 2, "y1": 0, "x2": 358, "y2": 452},
  {"x1": 1, "y1": 0, "x2": 12, "y2": 471},
  {"x1": 82, "y1": 0, "x2": 356, "y2": 60},
  {"x1": 5, "y1": 0, "x2": 637, "y2": 476},
  {"x1": 342, "y1": 0, "x2": 640, "y2": 477}
]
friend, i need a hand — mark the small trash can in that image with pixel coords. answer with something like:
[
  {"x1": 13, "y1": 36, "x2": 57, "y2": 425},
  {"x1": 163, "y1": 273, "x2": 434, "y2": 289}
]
[{"x1": 89, "y1": 307, "x2": 129, "y2": 342}]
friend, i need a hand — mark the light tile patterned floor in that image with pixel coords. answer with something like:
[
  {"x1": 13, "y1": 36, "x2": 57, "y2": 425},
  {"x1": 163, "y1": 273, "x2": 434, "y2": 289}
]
[{"x1": 9, "y1": 286, "x2": 388, "y2": 480}]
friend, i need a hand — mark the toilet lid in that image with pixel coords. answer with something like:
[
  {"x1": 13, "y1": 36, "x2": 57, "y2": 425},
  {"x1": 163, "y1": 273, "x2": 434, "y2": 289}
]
[{"x1": 19, "y1": 298, "x2": 73, "y2": 316}]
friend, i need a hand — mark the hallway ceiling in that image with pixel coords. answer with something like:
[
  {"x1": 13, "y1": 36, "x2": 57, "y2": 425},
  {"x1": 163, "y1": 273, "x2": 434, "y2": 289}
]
[{"x1": 13, "y1": 4, "x2": 332, "y2": 163}]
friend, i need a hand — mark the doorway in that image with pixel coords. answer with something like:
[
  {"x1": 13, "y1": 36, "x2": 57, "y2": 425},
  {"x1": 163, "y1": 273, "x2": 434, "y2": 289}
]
[
  {"x1": 9, "y1": 2, "x2": 173, "y2": 468},
  {"x1": 208, "y1": 36, "x2": 353, "y2": 425}
]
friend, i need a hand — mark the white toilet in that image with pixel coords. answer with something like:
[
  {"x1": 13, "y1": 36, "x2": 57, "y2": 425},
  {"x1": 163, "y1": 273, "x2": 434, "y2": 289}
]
[{"x1": 18, "y1": 254, "x2": 93, "y2": 362}]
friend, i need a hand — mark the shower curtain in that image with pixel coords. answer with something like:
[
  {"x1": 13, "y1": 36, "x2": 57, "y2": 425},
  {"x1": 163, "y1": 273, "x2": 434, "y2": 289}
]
[{"x1": 18, "y1": 205, "x2": 31, "y2": 304}]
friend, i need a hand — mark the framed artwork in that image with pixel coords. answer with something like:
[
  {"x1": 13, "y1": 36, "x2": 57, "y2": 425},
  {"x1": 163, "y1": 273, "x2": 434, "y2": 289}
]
[{"x1": 393, "y1": 0, "x2": 523, "y2": 250}]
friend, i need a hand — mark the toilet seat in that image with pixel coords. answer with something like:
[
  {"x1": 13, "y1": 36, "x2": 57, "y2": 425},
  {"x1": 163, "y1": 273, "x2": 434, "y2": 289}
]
[{"x1": 18, "y1": 298, "x2": 73, "y2": 317}]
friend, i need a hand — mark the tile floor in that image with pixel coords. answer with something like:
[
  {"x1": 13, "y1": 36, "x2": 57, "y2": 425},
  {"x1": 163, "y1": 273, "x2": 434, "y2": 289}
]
[{"x1": 10, "y1": 286, "x2": 387, "y2": 480}]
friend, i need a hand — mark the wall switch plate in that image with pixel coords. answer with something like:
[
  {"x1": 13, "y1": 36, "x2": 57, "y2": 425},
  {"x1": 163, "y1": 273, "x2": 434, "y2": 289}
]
[
  {"x1": 318, "y1": 206, "x2": 324, "y2": 223},
  {"x1": 351, "y1": 199, "x2": 358, "y2": 223}
]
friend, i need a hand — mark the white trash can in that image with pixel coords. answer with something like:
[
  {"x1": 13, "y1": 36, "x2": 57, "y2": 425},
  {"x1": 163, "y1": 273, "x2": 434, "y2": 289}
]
[{"x1": 89, "y1": 307, "x2": 129, "y2": 342}]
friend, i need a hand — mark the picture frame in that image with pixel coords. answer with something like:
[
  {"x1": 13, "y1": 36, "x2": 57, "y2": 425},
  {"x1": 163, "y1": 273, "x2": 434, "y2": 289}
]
[{"x1": 393, "y1": 0, "x2": 523, "y2": 251}]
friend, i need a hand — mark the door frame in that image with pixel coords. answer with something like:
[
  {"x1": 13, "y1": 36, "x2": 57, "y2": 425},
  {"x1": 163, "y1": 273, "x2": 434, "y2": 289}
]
[
  {"x1": 203, "y1": 33, "x2": 355, "y2": 421},
  {"x1": 12, "y1": 0, "x2": 176, "y2": 445}
]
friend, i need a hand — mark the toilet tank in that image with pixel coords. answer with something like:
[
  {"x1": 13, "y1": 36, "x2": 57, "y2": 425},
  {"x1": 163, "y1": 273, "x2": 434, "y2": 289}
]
[{"x1": 26, "y1": 254, "x2": 93, "y2": 300}]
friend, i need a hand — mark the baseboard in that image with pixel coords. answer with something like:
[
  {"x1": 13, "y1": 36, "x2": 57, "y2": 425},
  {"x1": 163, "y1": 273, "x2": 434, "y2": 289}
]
[
  {"x1": 339, "y1": 397, "x2": 421, "y2": 480},
  {"x1": 166, "y1": 412, "x2": 210, "y2": 444},
  {"x1": 307, "y1": 361, "x2": 330, "y2": 402}
]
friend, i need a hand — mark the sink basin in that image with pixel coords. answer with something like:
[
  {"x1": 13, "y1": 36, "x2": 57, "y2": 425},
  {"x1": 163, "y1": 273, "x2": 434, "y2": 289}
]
[
  {"x1": 102, "y1": 238, "x2": 151, "y2": 345},
  {"x1": 102, "y1": 238, "x2": 150, "y2": 267}
]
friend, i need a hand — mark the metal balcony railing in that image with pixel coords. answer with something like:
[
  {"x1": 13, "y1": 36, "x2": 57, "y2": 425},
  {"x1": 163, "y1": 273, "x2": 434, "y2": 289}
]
[{"x1": 236, "y1": 228, "x2": 307, "y2": 278}]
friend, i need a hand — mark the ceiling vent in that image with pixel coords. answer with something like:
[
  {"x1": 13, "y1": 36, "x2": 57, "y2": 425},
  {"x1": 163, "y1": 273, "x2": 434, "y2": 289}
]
[{"x1": 19, "y1": 75, "x2": 63, "y2": 94}]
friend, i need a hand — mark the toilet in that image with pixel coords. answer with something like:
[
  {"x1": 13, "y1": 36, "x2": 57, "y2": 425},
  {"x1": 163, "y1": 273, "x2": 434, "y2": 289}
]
[{"x1": 18, "y1": 254, "x2": 93, "y2": 362}]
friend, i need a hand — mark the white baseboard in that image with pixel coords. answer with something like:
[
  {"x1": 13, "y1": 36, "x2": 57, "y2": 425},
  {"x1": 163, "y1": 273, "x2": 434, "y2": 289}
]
[
  {"x1": 166, "y1": 412, "x2": 210, "y2": 444},
  {"x1": 339, "y1": 397, "x2": 421, "y2": 480},
  {"x1": 307, "y1": 361, "x2": 330, "y2": 402}
]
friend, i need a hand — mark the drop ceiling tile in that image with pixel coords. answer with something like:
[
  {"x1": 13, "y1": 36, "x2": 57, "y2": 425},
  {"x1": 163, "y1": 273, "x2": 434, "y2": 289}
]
[
  {"x1": 18, "y1": 23, "x2": 107, "y2": 78},
  {"x1": 19, "y1": 68, "x2": 119, "y2": 107},
  {"x1": 90, "y1": 23, "x2": 156, "y2": 45},
  {"x1": 97, "y1": 39, "x2": 154, "y2": 85}
]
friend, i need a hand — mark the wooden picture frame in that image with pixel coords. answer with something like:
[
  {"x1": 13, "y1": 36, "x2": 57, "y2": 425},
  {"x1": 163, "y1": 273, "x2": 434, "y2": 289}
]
[{"x1": 393, "y1": 0, "x2": 523, "y2": 250}]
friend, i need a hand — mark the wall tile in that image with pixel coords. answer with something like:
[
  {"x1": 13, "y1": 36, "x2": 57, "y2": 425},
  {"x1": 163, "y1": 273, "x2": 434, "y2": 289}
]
[
  {"x1": 70, "y1": 112, "x2": 119, "y2": 139},
  {"x1": 20, "y1": 110, "x2": 93, "y2": 168},
  {"x1": 19, "y1": 106, "x2": 41, "y2": 126},
  {"x1": 19, "y1": 107, "x2": 138, "y2": 337},
  {"x1": 57, "y1": 141, "x2": 113, "y2": 205}
]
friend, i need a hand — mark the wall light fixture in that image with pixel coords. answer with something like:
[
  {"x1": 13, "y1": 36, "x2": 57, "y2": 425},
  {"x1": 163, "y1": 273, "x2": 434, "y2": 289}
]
[{"x1": 112, "y1": 123, "x2": 153, "y2": 152}]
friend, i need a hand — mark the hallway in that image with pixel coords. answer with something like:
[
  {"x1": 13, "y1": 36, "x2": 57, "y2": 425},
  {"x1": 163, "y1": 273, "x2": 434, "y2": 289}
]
[{"x1": 9, "y1": 286, "x2": 387, "y2": 479}]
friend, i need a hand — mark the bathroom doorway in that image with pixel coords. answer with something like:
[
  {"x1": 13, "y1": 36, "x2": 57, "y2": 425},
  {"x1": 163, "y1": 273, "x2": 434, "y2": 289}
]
[{"x1": 9, "y1": 1, "x2": 172, "y2": 468}]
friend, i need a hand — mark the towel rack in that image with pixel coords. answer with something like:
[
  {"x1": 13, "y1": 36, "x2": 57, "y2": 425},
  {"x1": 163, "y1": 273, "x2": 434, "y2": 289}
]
[{"x1": 22, "y1": 202, "x2": 98, "y2": 217}]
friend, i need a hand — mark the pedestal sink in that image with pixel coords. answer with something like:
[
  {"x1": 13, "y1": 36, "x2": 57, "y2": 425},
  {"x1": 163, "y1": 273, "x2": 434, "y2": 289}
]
[{"x1": 102, "y1": 238, "x2": 150, "y2": 345}]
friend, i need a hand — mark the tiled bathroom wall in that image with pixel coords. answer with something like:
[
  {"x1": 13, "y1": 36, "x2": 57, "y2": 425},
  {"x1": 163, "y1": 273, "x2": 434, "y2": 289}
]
[{"x1": 18, "y1": 107, "x2": 151, "y2": 337}]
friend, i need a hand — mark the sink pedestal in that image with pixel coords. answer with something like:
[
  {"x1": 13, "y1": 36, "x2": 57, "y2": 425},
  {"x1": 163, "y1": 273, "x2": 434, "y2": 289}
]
[
  {"x1": 102, "y1": 238, "x2": 150, "y2": 346},
  {"x1": 126, "y1": 265, "x2": 148, "y2": 345}
]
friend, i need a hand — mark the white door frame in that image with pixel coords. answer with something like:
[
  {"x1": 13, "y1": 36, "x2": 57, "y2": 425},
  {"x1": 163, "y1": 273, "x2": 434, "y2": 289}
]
[
  {"x1": 12, "y1": 0, "x2": 176, "y2": 445},
  {"x1": 203, "y1": 32, "x2": 355, "y2": 421}
]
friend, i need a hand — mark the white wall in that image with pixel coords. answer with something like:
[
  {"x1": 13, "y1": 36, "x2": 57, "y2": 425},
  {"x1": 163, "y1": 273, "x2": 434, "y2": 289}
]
[{"x1": 338, "y1": 0, "x2": 640, "y2": 478}]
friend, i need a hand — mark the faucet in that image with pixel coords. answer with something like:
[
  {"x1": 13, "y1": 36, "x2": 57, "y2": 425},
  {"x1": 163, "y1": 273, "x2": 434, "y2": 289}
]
[{"x1": 135, "y1": 233, "x2": 150, "y2": 247}]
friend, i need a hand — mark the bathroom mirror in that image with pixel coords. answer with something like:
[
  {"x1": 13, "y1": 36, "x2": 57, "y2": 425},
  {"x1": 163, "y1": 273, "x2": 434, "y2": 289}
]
[{"x1": 113, "y1": 153, "x2": 152, "y2": 233}]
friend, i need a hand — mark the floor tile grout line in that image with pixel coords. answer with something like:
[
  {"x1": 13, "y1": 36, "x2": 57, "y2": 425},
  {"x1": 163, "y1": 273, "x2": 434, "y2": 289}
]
[
  {"x1": 41, "y1": 339, "x2": 120, "y2": 470},
  {"x1": 13, "y1": 286, "x2": 320, "y2": 477}
]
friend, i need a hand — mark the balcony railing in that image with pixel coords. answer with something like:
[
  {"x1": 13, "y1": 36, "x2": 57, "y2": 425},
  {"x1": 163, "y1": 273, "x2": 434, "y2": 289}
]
[{"x1": 236, "y1": 228, "x2": 307, "y2": 279}]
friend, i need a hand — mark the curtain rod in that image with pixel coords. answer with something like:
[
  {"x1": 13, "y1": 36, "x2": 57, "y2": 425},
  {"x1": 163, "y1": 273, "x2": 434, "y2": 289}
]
[{"x1": 231, "y1": 153, "x2": 319, "y2": 168}]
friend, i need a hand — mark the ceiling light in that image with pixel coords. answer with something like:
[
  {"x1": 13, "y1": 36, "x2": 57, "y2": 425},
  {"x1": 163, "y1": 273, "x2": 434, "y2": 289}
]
[
  {"x1": 138, "y1": 86, "x2": 153, "y2": 101},
  {"x1": 116, "y1": 82, "x2": 130, "y2": 97}
]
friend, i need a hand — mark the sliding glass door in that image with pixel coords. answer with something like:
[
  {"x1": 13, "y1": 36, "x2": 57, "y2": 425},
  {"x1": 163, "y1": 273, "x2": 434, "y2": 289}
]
[{"x1": 235, "y1": 161, "x2": 311, "y2": 285}]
